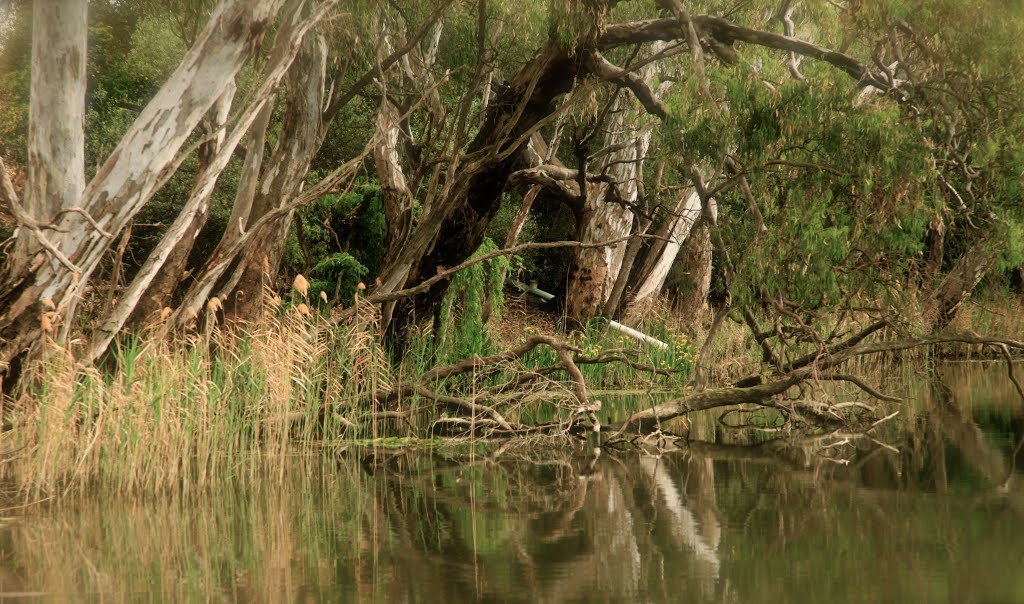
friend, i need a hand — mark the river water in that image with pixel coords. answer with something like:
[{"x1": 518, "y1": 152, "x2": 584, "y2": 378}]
[{"x1": 0, "y1": 362, "x2": 1021, "y2": 602}]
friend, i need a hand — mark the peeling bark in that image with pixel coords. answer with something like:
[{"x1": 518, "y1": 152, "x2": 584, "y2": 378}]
[
  {"x1": 375, "y1": 99, "x2": 413, "y2": 272},
  {"x1": 566, "y1": 96, "x2": 658, "y2": 323},
  {"x1": 1, "y1": 0, "x2": 287, "y2": 374},
  {"x1": 924, "y1": 236, "x2": 997, "y2": 332},
  {"x1": 669, "y1": 222, "x2": 714, "y2": 320},
  {"x1": 10, "y1": 1, "x2": 87, "y2": 279},
  {"x1": 86, "y1": 0, "x2": 336, "y2": 363},
  {"x1": 217, "y1": 28, "x2": 328, "y2": 318},
  {"x1": 132, "y1": 82, "x2": 237, "y2": 322}
]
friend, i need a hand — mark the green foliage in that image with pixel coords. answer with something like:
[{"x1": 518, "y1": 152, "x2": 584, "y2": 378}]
[
  {"x1": 436, "y1": 238, "x2": 508, "y2": 362},
  {"x1": 664, "y1": 64, "x2": 938, "y2": 309},
  {"x1": 284, "y1": 183, "x2": 386, "y2": 304},
  {"x1": 0, "y1": 3, "x2": 29, "y2": 165},
  {"x1": 996, "y1": 217, "x2": 1024, "y2": 272},
  {"x1": 309, "y1": 252, "x2": 368, "y2": 306}
]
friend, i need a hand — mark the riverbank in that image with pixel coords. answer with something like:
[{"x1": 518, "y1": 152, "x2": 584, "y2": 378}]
[{"x1": 1, "y1": 288, "x2": 1023, "y2": 494}]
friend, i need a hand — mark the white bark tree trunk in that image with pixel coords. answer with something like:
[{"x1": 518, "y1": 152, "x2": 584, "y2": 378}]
[
  {"x1": 21, "y1": 0, "x2": 87, "y2": 246},
  {"x1": 211, "y1": 27, "x2": 328, "y2": 318},
  {"x1": 96, "y1": 0, "x2": 337, "y2": 342},
  {"x1": 130, "y1": 82, "x2": 237, "y2": 323},
  {"x1": 6, "y1": 1, "x2": 87, "y2": 283},
  {"x1": 626, "y1": 189, "x2": 702, "y2": 317},
  {"x1": 375, "y1": 97, "x2": 413, "y2": 270},
  {"x1": 565, "y1": 42, "x2": 668, "y2": 324},
  {"x1": 1, "y1": 0, "x2": 287, "y2": 372},
  {"x1": 670, "y1": 221, "x2": 714, "y2": 320},
  {"x1": 565, "y1": 115, "x2": 652, "y2": 323}
]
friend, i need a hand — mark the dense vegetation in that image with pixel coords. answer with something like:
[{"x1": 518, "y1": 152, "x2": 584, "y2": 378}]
[{"x1": 0, "y1": 0, "x2": 1023, "y2": 491}]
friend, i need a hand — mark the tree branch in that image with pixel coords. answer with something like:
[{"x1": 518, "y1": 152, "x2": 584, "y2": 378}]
[
  {"x1": 585, "y1": 50, "x2": 668, "y2": 119},
  {"x1": 321, "y1": 0, "x2": 454, "y2": 123},
  {"x1": 342, "y1": 236, "x2": 637, "y2": 314},
  {"x1": 819, "y1": 373, "x2": 902, "y2": 402},
  {"x1": 600, "y1": 15, "x2": 886, "y2": 88}
]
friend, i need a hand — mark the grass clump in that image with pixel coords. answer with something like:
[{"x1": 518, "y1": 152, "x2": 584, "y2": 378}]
[{"x1": 1, "y1": 292, "x2": 369, "y2": 495}]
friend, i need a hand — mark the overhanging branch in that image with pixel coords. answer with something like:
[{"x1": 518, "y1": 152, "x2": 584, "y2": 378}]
[{"x1": 600, "y1": 15, "x2": 888, "y2": 88}]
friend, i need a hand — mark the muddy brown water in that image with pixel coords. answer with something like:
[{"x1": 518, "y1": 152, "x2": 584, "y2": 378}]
[{"x1": 0, "y1": 362, "x2": 1021, "y2": 602}]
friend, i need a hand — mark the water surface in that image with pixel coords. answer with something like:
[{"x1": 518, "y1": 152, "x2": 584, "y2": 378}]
[{"x1": 0, "y1": 362, "x2": 1021, "y2": 602}]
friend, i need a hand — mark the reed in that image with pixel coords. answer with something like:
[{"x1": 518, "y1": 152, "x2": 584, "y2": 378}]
[
  {"x1": 1, "y1": 288, "x2": 348, "y2": 494},
  {"x1": 4, "y1": 282, "x2": 1012, "y2": 494}
]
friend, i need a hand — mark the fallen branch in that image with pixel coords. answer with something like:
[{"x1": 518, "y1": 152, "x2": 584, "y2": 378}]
[
  {"x1": 615, "y1": 332, "x2": 1024, "y2": 434},
  {"x1": 819, "y1": 373, "x2": 902, "y2": 402}
]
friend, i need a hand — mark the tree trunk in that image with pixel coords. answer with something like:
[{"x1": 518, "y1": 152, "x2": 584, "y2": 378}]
[
  {"x1": 131, "y1": 82, "x2": 237, "y2": 322},
  {"x1": 1, "y1": 0, "x2": 285, "y2": 376},
  {"x1": 923, "y1": 212, "x2": 945, "y2": 281},
  {"x1": 9, "y1": 1, "x2": 87, "y2": 280},
  {"x1": 601, "y1": 158, "x2": 662, "y2": 320},
  {"x1": 84, "y1": 0, "x2": 335, "y2": 363},
  {"x1": 669, "y1": 222, "x2": 714, "y2": 320},
  {"x1": 625, "y1": 189, "x2": 702, "y2": 319},
  {"x1": 565, "y1": 114, "x2": 653, "y2": 324},
  {"x1": 374, "y1": 41, "x2": 581, "y2": 324},
  {"x1": 923, "y1": 236, "x2": 997, "y2": 332},
  {"x1": 216, "y1": 28, "x2": 328, "y2": 318},
  {"x1": 215, "y1": 102, "x2": 275, "y2": 271},
  {"x1": 564, "y1": 43, "x2": 667, "y2": 324},
  {"x1": 375, "y1": 97, "x2": 413, "y2": 272}
]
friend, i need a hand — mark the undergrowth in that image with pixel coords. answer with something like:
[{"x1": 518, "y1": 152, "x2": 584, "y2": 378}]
[
  {"x1": 4, "y1": 266, "x2": 1015, "y2": 496},
  {"x1": 0, "y1": 287, "x2": 694, "y2": 496}
]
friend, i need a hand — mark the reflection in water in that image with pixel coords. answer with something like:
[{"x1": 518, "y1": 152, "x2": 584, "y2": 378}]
[{"x1": 0, "y1": 364, "x2": 1021, "y2": 602}]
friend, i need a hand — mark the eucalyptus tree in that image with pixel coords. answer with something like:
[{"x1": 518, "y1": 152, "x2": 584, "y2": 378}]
[
  {"x1": 0, "y1": 0, "x2": 337, "y2": 377},
  {"x1": 359, "y1": 0, "x2": 920, "y2": 332}
]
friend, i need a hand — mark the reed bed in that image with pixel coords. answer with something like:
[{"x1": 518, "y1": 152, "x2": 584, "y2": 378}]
[
  {"x1": 2, "y1": 281, "x2": 1017, "y2": 495},
  {"x1": 0, "y1": 292, "x2": 689, "y2": 493}
]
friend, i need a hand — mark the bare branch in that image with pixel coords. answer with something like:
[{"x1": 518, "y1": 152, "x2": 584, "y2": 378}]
[
  {"x1": 656, "y1": 0, "x2": 711, "y2": 98},
  {"x1": 601, "y1": 15, "x2": 887, "y2": 88},
  {"x1": 724, "y1": 157, "x2": 767, "y2": 236},
  {"x1": 586, "y1": 50, "x2": 668, "y2": 119},
  {"x1": 346, "y1": 235, "x2": 637, "y2": 312},
  {"x1": 322, "y1": 0, "x2": 454, "y2": 123},
  {"x1": 0, "y1": 156, "x2": 80, "y2": 274},
  {"x1": 778, "y1": 1, "x2": 805, "y2": 80},
  {"x1": 819, "y1": 374, "x2": 902, "y2": 402}
]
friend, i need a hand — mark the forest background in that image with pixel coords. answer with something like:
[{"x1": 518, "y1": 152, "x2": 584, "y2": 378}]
[{"x1": 0, "y1": 0, "x2": 1023, "y2": 491}]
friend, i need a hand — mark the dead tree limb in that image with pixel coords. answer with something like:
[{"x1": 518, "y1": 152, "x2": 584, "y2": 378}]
[
  {"x1": 818, "y1": 374, "x2": 902, "y2": 402},
  {"x1": 616, "y1": 333, "x2": 1024, "y2": 434}
]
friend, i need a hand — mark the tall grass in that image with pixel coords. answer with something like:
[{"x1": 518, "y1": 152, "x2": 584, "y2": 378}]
[
  {"x1": 9, "y1": 282, "x2": 1009, "y2": 494},
  {"x1": 0, "y1": 289, "x2": 706, "y2": 494},
  {"x1": 0, "y1": 292, "x2": 380, "y2": 494}
]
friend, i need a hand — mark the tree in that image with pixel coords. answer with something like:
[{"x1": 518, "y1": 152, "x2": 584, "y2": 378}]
[
  {"x1": 0, "y1": 0, "x2": 302, "y2": 376},
  {"x1": 1, "y1": 0, "x2": 1022, "y2": 397}
]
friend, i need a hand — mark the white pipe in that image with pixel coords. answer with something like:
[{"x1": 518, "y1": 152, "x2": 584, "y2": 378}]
[
  {"x1": 608, "y1": 320, "x2": 669, "y2": 350},
  {"x1": 509, "y1": 279, "x2": 554, "y2": 302}
]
